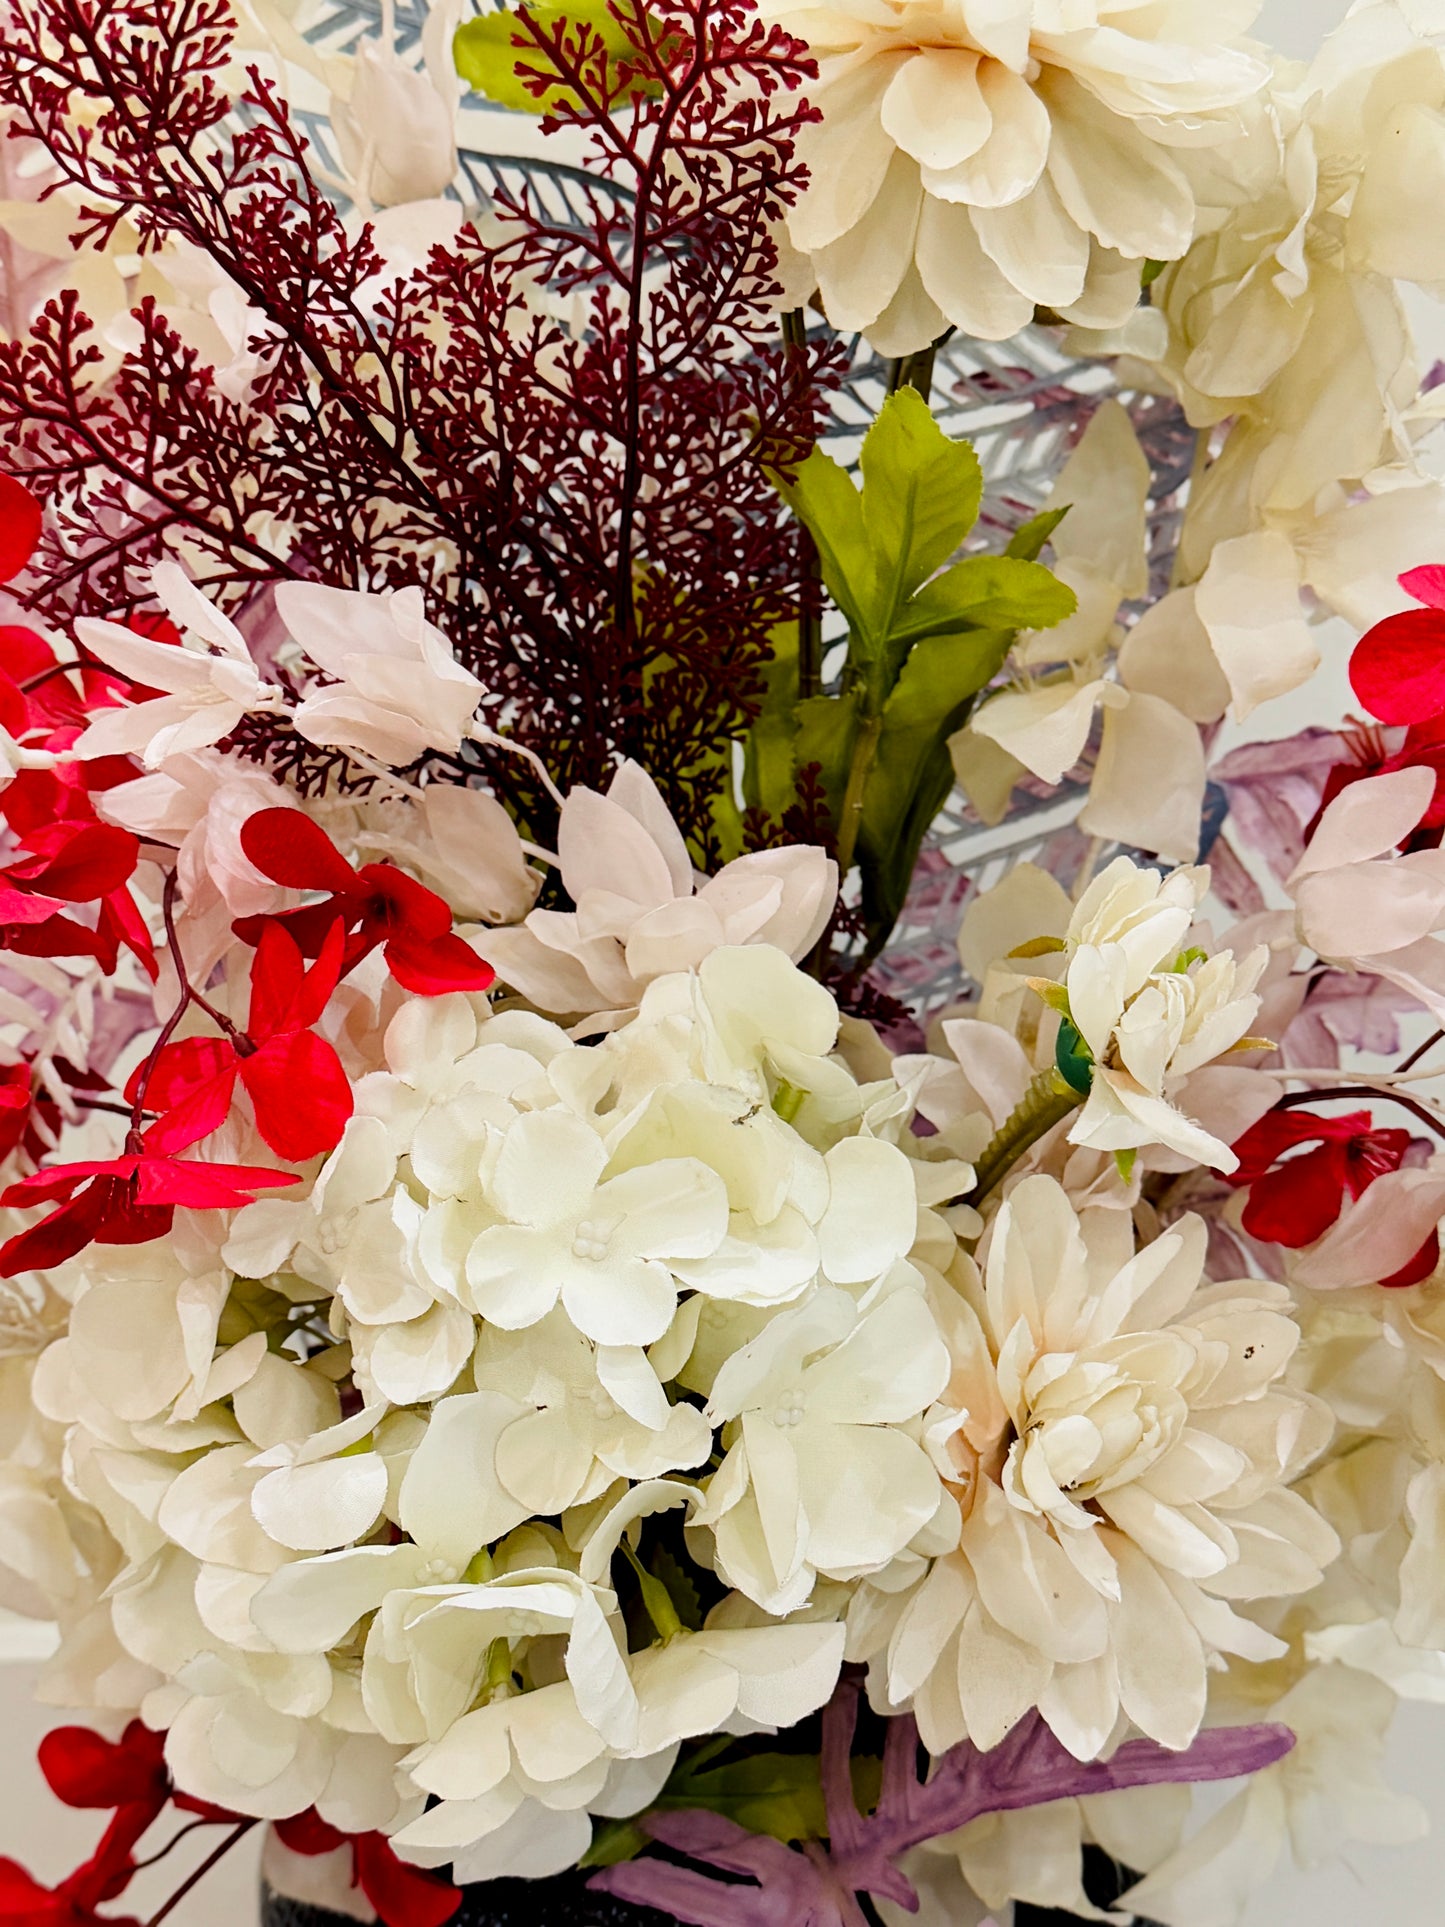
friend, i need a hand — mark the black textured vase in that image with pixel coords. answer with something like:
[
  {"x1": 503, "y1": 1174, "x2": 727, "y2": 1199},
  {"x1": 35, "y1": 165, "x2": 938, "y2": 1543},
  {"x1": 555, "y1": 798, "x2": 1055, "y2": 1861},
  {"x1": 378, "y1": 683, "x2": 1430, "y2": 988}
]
[
  {"x1": 260, "y1": 1871, "x2": 674, "y2": 1926},
  {"x1": 263, "y1": 1848, "x2": 1160, "y2": 1925}
]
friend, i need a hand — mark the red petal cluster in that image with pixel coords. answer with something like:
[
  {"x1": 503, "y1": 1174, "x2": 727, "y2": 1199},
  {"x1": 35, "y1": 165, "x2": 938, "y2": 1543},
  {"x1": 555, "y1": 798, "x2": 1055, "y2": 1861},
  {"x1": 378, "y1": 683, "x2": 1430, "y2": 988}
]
[
  {"x1": 0, "y1": 1725, "x2": 169, "y2": 1926},
  {"x1": 0, "y1": 471, "x2": 41, "y2": 583},
  {"x1": 1351, "y1": 565, "x2": 1445, "y2": 727},
  {"x1": 0, "y1": 1151, "x2": 297, "y2": 1276},
  {"x1": 275, "y1": 1810, "x2": 461, "y2": 1927},
  {"x1": 237, "y1": 810, "x2": 494, "y2": 997},
  {"x1": 137, "y1": 921, "x2": 354, "y2": 1163},
  {"x1": 1229, "y1": 1106, "x2": 1438, "y2": 1286}
]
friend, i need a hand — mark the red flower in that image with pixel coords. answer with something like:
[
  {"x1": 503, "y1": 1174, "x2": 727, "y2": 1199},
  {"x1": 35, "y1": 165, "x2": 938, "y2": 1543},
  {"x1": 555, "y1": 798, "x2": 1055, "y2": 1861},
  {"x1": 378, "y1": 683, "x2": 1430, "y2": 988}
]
[
  {"x1": 139, "y1": 921, "x2": 354, "y2": 1163},
  {"x1": 236, "y1": 809, "x2": 494, "y2": 997},
  {"x1": 274, "y1": 1812, "x2": 461, "y2": 1927},
  {"x1": 1350, "y1": 565, "x2": 1445, "y2": 726},
  {"x1": 1314, "y1": 714, "x2": 1445, "y2": 836},
  {"x1": 1229, "y1": 1106, "x2": 1438, "y2": 1286},
  {"x1": 0, "y1": 1854, "x2": 141, "y2": 1926},
  {"x1": 0, "y1": 1152, "x2": 298, "y2": 1276},
  {"x1": 0, "y1": 1064, "x2": 61, "y2": 1168},
  {"x1": 0, "y1": 474, "x2": 42, "y2": 584},
  {"x1": 39, "y1": 1723, "x2": 169, "y2": 1820},
  {"x1": 0, "y1": 822, "x2": 153, "y2": 978}
]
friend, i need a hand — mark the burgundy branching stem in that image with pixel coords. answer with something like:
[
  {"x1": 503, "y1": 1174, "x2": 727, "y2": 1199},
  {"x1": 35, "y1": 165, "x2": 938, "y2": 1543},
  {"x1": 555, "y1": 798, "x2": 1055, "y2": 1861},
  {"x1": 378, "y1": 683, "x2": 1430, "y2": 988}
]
[
  {"x1": 1276, "y1": 1086, "x2": 1445, "y2": 1144},
  {"x1": 142, "y1": 1820, "x2": 255, "y2": 1927}
]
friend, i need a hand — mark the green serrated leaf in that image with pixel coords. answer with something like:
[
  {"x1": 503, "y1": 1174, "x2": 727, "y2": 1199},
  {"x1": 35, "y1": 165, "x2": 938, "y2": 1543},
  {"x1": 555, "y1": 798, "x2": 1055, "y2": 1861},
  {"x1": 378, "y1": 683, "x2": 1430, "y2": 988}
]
[
  {"x1": 1006, "y1": 505, "x2": 1071, "y2": 562},
  {"x1": 649, "y1": 1545, "x2": 703, "y2": 1633},
  {"x1": 858, "y1": 386, "x2": 982, "y2": 609},
  {"x1": 771, "y1": 447, "x2": 876, "y2": 644},
  {"x1": 888, "y1": 555, "x2": 1077, "y2": 648}
]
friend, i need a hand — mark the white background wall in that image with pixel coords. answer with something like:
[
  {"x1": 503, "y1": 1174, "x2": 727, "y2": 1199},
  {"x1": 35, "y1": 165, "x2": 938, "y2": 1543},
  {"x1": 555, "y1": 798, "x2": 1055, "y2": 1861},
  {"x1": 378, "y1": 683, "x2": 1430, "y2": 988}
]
[{"x1": 2, "y1": 1, "x2": 1440, "y2": 1923}]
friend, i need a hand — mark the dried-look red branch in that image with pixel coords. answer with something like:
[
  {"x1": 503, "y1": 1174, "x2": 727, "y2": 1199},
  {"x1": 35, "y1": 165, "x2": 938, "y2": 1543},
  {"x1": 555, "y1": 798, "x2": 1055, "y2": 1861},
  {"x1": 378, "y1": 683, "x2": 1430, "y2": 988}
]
[{"x1": 0, "y1": 0, "x2": 841, "y2": 850}]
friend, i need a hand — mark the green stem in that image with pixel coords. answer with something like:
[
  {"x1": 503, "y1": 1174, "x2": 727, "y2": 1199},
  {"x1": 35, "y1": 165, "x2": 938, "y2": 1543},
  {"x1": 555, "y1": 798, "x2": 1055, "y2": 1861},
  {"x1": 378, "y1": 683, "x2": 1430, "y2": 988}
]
[
  {"x1": 782, "y1": 309, "x2": 824, "y2": 700},
  {"x1": 833, "y1": 708, "x2": 884, "y2": 878},
  {"x1": 885, "y1": 327, "x2": 955, "y2": 402},
  {"x1": 960, "y1": 1069, "x2": 1082, "y2": 1209}
]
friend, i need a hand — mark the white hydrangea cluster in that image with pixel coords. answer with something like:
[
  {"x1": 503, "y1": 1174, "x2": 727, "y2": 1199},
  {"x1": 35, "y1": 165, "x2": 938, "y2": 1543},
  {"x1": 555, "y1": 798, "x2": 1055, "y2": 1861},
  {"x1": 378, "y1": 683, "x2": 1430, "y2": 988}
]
[{"x1": 22, "y1": 944, "x2": 962, "y2": 1876}]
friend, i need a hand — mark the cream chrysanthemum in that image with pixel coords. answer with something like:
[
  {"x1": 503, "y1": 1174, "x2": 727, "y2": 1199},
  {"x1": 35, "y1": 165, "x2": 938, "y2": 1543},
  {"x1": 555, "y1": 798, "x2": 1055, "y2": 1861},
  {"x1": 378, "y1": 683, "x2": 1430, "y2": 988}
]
[
  {"x1": 859, "y1": 1175, "x2": 1337, "y2": 1761},
  {"x1": 768, "y1": 0, "x2": 1267, "y2": 352}
]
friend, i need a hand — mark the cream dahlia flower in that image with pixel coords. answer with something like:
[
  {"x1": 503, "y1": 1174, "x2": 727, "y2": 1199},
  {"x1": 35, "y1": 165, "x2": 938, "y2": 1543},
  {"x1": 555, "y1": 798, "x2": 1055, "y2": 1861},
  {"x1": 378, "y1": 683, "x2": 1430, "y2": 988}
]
[
  {"x1": 863, "y1": 1176, "x2": 1337, "y2": 1761},
  {"x1": 767, "y1": 0, "x2": 1268, "y2": 352}
]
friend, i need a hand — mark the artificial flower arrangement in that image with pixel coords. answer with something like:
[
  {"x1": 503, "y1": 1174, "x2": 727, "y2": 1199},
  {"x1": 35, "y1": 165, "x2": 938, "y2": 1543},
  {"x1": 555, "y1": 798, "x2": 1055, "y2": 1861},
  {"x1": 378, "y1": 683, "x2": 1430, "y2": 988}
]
[{"x1": 5, "y1": 0, "x2": 1445, "y2": 1923}]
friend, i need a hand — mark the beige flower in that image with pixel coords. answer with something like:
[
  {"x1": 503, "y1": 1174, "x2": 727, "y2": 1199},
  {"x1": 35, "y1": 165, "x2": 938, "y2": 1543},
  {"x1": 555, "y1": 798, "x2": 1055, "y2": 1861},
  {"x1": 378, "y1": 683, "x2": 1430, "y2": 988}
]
[
  {"x1": 765, "y1": 0, "x2": 1266, "y2": 352},
  {"x1": 861, "y1": 1176, "x2": 1337, "y2": 1761}
]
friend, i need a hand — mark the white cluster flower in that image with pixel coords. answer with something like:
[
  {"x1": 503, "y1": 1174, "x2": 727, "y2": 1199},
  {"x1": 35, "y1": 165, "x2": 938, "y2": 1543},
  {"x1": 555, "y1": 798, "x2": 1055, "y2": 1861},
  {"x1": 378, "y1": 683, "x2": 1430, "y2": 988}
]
[{"x1": 23, "y1": 943, "x2": 954, "y2": 1873}]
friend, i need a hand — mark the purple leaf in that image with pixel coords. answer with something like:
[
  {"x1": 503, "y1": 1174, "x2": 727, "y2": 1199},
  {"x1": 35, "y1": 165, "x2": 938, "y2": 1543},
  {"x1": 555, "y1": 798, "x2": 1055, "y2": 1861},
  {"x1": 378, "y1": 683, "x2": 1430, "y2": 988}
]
[{"x1": 591, "y1": 1678, "x2": 1295, "y2": 1927}]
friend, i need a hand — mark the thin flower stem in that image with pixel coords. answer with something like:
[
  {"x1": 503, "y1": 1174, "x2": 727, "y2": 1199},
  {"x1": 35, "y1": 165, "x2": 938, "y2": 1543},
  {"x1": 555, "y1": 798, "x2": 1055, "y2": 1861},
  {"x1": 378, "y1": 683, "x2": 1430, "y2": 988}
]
[
  {"x1": 160, "y1": 869, "x2": 243, "y2": 1043},
  {"x1": 1398, "y1": 1028, "x2": 1445, "y2": 1075},
  {"x1": 129, "y1": 1817, "x2": 218, "y2": 1872},
  {"x1": 1275, "y1": 1086, "x2": 1445, "y2": 1144},
  {"x1": 143, "y1": 1820, "x2": 255, "y2": 1927},
  {"x1": 781, "y1": 309, "x2": 823, "y2": 703}
]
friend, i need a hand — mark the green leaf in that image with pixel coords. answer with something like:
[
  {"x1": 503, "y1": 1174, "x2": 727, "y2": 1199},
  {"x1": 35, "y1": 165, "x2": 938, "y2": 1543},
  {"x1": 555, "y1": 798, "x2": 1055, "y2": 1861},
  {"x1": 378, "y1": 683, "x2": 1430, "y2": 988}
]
[
  {"x1": 580, "y1": 1819, "x2": 648, "y2": 1868},
  {"x1": 772, "y1": 448, "x2": 875, "y2": 642},
  {"x1": 453, "y1": 0, "x2": 641, "y2": 113},
  {"x1": 887, "y1": 555, "x2": 1076, "y2": 649},
  {"x1": 793, "y1": 688, "x2": 863, "y2": 803},
  {"x1": 582, "y1": 1749, "x2": 885, "y2": 1869},
  {"x1": 671, "y1": 1753, "x2": 827, "y2": 1841},
  {"x1": 649, "y1": 1546, "x2": 703, "y2": 1633},
  {"x1": 1009, "y1": 935, "x2": 1067, "y2": 959},
  {"x1": 1006, "y1": 505, "x2": 1070, "y2": 562},
  {"x1": 858, "y1": 386, "x2": 982, "y2": 609},
  {"x1": 854, "y1": 627, "x2": 1011, "y2": 942},
  {"x1": 741, "y1": 621, "x2": 804, "y2": 824},
  {"x1": 622, "y1": 1542, "x2": 683, "y2": 1642},
  {"x1": 1055, "y1": 1018, "x2": 1095, "y2": 1096}
]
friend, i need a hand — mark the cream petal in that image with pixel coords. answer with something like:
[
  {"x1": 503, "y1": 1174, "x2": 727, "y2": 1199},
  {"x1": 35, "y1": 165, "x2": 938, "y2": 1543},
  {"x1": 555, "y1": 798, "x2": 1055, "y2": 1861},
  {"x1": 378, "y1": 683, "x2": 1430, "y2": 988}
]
[
  {"x1": 399, "y1": 1390, "x2": 534, "y2": 1563},
  {"x1": 880, "y1": 48, "x2": 990, "y2": 171},
  {"x1": 971, "y1": 174, "x2": 1089, "y2": 307},
  {"x1": 251, "y1": 1545, "x2": 429, "y2": 1653},
  {"x1": 814, "y1": 149, "x2": 924, "y2": 333},
  {"x1": 920, "y1": 62, "x2": 1050, "y2": 208},
  {"x1": 789, "y1": 56, "x2": 907, "y2": 253},
  {"x1": 1108, "y1": 1535, "x2": 1207, "y2": 1750},
  {"x1": 915, "y1": 196, "x2": 1036, "y2": 339},
  {"x1": 250, "y1": 1455, "x2": 388, "y2": 1554},
  {"x1": 1042, "y1": 71, "x2": 1193, "y2": 260},
  {"x1": 954, "y1": 1594, "x2": 1054, "y2": 1749}
]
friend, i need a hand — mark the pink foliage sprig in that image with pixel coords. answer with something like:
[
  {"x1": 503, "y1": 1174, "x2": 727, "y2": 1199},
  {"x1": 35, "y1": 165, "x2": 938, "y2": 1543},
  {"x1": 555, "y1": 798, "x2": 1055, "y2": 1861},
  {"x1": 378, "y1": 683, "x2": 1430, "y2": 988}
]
[{"x1": 592, "y1": 1679, "x2": 1295, "y2": 1927}]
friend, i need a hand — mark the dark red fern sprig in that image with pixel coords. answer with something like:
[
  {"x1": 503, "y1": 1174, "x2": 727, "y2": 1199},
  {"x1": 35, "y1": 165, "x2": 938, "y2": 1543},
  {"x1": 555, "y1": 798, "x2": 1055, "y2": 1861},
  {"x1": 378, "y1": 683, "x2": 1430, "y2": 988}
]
[{"x1": 0, "y1": 0, "x2": 843, "y2": 854}]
